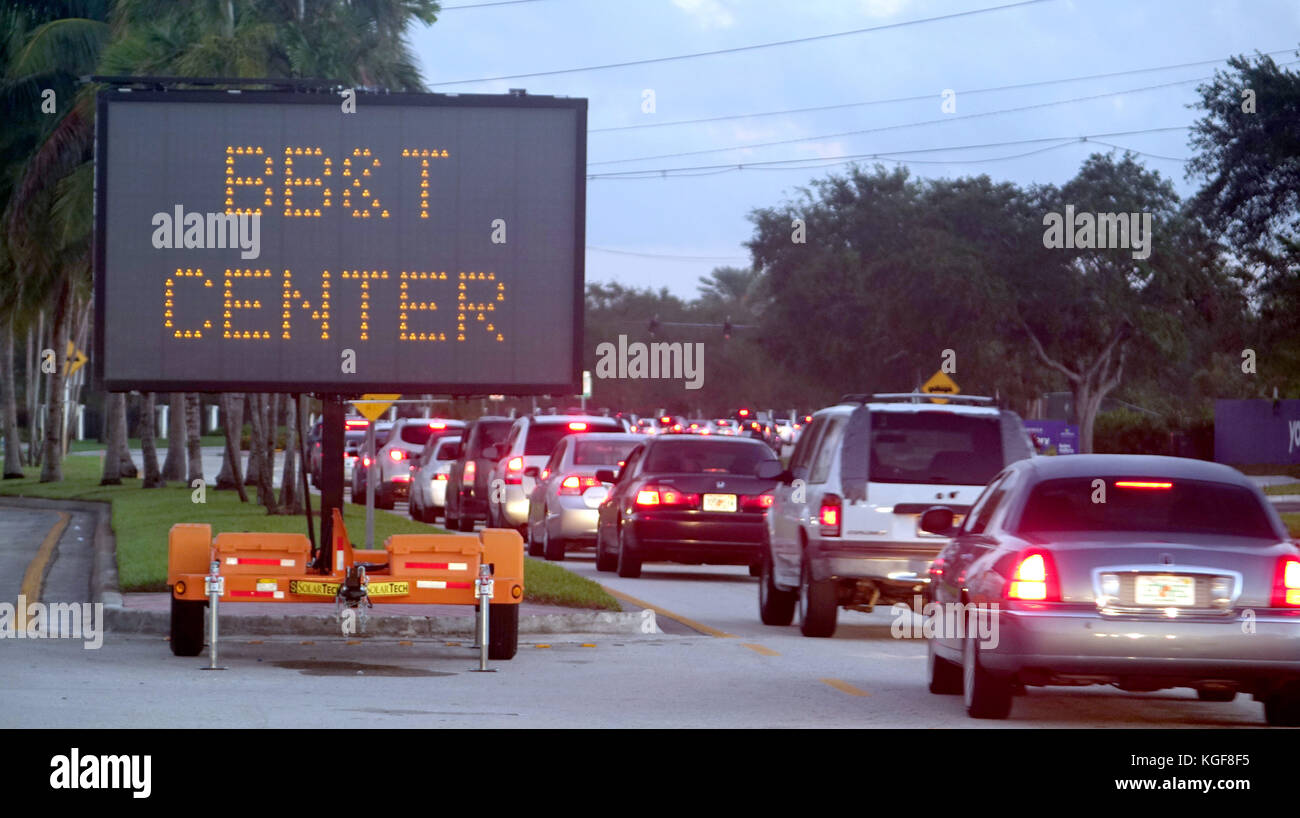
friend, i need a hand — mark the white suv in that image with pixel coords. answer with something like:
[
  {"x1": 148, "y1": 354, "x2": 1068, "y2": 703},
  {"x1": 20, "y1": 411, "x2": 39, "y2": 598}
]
[{"x1": 757, "y1": 393, "x2": 1033, "y2": 637}]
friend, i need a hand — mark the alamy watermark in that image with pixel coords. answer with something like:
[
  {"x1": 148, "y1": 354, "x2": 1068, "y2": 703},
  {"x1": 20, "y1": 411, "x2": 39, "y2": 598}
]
[
  {"x1": 1042, "y1": 205, "x2": 1152, "y2": 260},
  {"x1": 594, "y1": 334, "x2": 704, "y2": 390},
  {"x1": 151, "y1": 205, "x2": 261, "y2": 260},
  {"x1": 0, "y1": 595, "x2": 104, "y2": 649},
  {"x1": 891, "y1": 595, "x2": 999, "y2": 649},
  {"x1": 50, "y1": 748, "x2": 150, "y2": 798}
]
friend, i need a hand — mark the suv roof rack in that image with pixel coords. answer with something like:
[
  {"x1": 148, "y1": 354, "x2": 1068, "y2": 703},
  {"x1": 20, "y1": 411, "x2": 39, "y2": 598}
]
[{"x1": 863, "y1": 392, "x2": 994, "y2": 405}]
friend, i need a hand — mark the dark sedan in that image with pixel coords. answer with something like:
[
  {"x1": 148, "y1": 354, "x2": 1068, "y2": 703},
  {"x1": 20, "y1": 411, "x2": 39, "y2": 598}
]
[
  {"x1": 921, "y1": 454, "x2": 1300, "y2": 724},
  {"x1": 594, "y1": 436, "x2": 779, "y2": 578}
]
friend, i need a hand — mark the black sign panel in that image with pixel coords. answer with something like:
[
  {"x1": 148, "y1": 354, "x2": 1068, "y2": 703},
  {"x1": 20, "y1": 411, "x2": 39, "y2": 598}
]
[{"x1": 94, "y1": 89, "x2": 585, "y2": 394}]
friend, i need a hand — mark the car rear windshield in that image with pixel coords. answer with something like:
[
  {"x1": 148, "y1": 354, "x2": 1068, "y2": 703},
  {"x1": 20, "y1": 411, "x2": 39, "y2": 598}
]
[
  {"x1": 525, "y1": 421, "x2": 621, "y2": 456},
  {"x1": 868, "y1": 412, "x2": 1002, "y2": 486},
  {"x1": 471, "y1": 421, "x2": 512, "y2": 456},
  {"x1": 573, "y1": 439, "x2": 639, "y2": 466},
  {"x1": 400, "y1": 424, "x2": 460, "y2": 447},
  {"x1": 644, "y1": 440, "x2": 773, "y2": 475},
  {"x1": 1017, "y1": 477, "x2": 1278, "y2": 539}
]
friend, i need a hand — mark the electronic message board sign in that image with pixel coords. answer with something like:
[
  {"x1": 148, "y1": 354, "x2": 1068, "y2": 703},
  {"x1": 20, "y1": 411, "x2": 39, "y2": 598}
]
[{"x1": 94, "y1": 88, "x2": 586, "y2": 394}]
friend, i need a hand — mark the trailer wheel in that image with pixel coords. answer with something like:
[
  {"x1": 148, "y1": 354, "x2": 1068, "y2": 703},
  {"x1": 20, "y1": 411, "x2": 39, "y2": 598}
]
[
  {"x1": 488, "y1": 603, "x2": 519, "y2": 660},
  {"x1": 170, "y1": 594, "x2": 205, "y2": 657}
]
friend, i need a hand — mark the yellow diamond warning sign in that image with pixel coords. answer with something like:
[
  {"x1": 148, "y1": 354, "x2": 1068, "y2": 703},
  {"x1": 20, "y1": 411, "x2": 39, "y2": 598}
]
[
  {"x1": 351, "y1": 394, "x2": 400, "y2": 422},
  {"x1": 921, "y1": 371, "x2": 959, "y2": 404}
]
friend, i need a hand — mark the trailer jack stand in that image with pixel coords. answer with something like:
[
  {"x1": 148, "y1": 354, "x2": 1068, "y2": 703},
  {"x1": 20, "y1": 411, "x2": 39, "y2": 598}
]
[{"x1": 335, "y1": 565, "x2": 373, "y2": 635}]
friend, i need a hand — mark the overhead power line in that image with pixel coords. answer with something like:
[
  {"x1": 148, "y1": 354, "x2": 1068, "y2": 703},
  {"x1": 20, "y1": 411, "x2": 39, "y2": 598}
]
[
  {"x1": 588, "y1": 246, "x2": 749, "y2": 262},
  {"x1": 585, "y1": 126, "x2": 1192, "y2": 179},
  {"x1": 589, "y1": 47, "x2": 1299, "y2": 134},
  {"x1": 427, "y1": 0, "x2": 1059, "y2": 86}
]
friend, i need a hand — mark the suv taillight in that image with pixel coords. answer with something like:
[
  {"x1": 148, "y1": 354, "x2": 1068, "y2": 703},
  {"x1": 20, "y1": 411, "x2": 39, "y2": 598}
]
[
  {"x1": 388, "y1": 449, "x2": 405, "y2": 462},
  {"x1": 818, "y1": 494, "x2": 841, "y2": 537},
  {"x1": 559, "y1": 474, "x2": 601, "y2": 495},
  {"x1": 464, "y1": 460, "x2": 476, "y2": 484},
  {"x1": 505, "y1": 456, "x2": 524, "y2": 485},
  {"x1": 1007, "y1": 550, "x2": 1060, "y2": 602},
  {"x1": 1272, "y1": 557, "x2": 1300, "y2": 607}
]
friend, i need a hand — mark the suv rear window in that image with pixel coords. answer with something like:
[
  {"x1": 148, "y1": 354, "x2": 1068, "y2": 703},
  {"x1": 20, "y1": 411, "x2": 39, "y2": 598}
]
[
  {"x1": 868, "y1": 412, "x2": 1002, "y2": 486},
  {"x1": 525, "y1": 421, "x2": 621, "y2": 456},
  {"x1": 471, "y1": 421, "x2": 512, "y2": 457},
  {"x1": 574, "y1": 439, "x2": 639, "y2": 466},
  {"x1": 644, "y1": 440, "x2": 774, "y2": 475},
  {"x1": 1017, "y1": 477, "x2": 1277, "y2": 539},
  {"x1": 400, "y1": 423, "x2": 460, "y2": 447}
]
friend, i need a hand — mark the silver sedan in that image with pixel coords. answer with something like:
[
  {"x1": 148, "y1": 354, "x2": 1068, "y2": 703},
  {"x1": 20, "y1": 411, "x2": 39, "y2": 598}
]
[
  {"x1": 922, "y1": 454, "x2": 1300, "y2": 725},
  {"x1": 525, "y1": 432, "x2": 642, "y2": 562}
]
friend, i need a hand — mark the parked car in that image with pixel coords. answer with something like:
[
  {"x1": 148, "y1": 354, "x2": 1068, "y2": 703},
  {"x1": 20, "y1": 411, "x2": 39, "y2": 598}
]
[
  {"x1": 408, "y1": 435, "x2": 462, "y2": 524},
  {"x1": 443, "y1": 417, "x2": 515, "y2": 532},
  {"x1": 525, "y1": 432, "x2": 642, "y2": 561},
  {"x1": 757, "y1": 393, "x2": 1033, "y2": 637},
  {"x1": 487, "y1": 415, "x2": 625, "y2": 531},
  {"x1": 922, "y1": 454, "x2": 1300, "y2": 724},
  {"x1": 595, "y1": 435, "x2": 780, "y2": 578}
]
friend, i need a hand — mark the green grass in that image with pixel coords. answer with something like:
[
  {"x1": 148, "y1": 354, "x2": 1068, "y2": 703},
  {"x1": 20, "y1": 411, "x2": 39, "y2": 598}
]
[
  {"x1": 1282, "y1": 514, "x2": 1300, "y2": 538},
  {"x1": 1234, "y1": 464, "x2": 1300, "y2": 479},
  {"x1": 0, "y1": 456, "x2": 620, "y2": 610},
  {"x1": 1263, "y1": 482, "x2": 1300, "y2": 496}
]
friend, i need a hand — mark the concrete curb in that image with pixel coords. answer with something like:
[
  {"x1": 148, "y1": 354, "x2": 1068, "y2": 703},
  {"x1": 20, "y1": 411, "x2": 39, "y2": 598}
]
[{"x1": 0, "y1": 494, "x2": 649, "y2": 636}]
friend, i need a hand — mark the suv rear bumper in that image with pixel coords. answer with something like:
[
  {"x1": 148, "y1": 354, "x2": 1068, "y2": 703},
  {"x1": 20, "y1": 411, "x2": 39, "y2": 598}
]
[{"x1": 806, "y1": 537, "x2": 941, "y2": 586}]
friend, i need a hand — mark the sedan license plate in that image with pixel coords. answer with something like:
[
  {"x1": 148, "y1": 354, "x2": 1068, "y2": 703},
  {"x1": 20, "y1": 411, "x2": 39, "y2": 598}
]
[
  {"x1": 1135, "y1": 575, "x2": 1195, "y2": 606},
  {"x1": 703, "y1": 493, "x2": 737, "y2": 512}
]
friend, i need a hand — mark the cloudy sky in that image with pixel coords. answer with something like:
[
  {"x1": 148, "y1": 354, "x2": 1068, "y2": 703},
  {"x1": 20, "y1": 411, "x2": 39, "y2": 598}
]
[{"x1": 408, "y1": 0, "x2": 1300, "y2": 298}]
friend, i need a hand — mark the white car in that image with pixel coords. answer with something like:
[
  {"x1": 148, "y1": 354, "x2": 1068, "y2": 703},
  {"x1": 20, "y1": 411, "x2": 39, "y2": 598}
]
[
  {"x1": 757, "y1": 393, "x2": 1034, "y2": 637},
  {"x1": 409, "y1": 435, "x2": 462, "y2": 524}
]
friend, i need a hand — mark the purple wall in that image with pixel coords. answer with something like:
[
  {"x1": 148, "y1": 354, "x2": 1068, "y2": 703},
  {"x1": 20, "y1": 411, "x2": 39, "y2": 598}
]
[{"x1": 1214, "y1": 399, "x2": 1300, "y2": 464}]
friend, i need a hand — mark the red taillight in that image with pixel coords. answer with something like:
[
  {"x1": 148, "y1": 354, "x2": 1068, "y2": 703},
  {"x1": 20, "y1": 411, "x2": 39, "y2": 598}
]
[
  {"x1": 634, "y1": 484, "x2": 699, "y2": 508},
  {"x1": 345, "y1": 420, "x2": 367, "y2": 429},
  {"x1": 429, "y1": 421, "x2": 446, "y2": 429},
  {"x1": 818, "y1": 494, "x2": 841, "y2": 536},
  {"x1": 1007, "y1": 550, "x2": 1061, "y2": 602},
  {"x1": 739, "y1": 409, "x2": 749, "y2": 417},
  {"x1": 389, "y1": 449, "x2": 405, "y2": 462},
  {"x1": 567, "y1": 421, "x2": 588, "y2": 431},
  {"x1": 362, "y1": 455, "x2": 371, "y2": 467},
  {"x1": 1115, "y1": 480, "x2": 1173, "y2": 489},
  {"x1": 660, "y1": 416, "x2": 671, "y2": 424},
  {"x1": 1272, "y1": 557, "x2": 1300, "y2": 607},
  {"x1": 464, "y1": 460, "x2": 476, "y2": 482},
  {"x1": 434, "y1": 473, "x2": 447, "y2": 481},
  {"x1": 740, "y1": 493, "x2": 775, "y2": 511},
  {"x1": 505, "y1": 456, "x2": 524, "y2": 485},
  {"x1": 541, "y1": 468, "x2": 550, "y2": 480},
  {"x1": 559, "y1": 474, "x2": 602, "y2": 495}
]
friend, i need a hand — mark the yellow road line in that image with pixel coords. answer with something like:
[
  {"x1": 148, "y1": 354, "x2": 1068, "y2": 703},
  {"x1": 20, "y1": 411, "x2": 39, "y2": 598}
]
[
  {"x1": 602, "y1": 586, "x2": 736, "y2": 638},
  {"x1": 20, "y1": 511, "x2": 70, "y2": 603},
  {"x1": 820, "y1": 678, "x2": 870, "y2": 697},
  {"x1": 741, "y1": 643, "x2": 779, "y2": 656}
]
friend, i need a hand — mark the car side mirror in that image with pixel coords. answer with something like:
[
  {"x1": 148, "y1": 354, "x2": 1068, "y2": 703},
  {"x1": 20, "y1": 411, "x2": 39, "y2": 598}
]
[
  {"x1": 755, "y1": 460, "x2": 786, "y2": 481},
  {"x1": 482, "y1": 445, "x2": 500, "y2": 461},
  {"x1": 524, "y1": 466, "x2": 540, "y2": 478},
  {"x1": 920, "y1": 506, "x2": 958, "y2": 537},
  {"x1": 595, "y1": 469, "x2": 618, "y2": 484}
]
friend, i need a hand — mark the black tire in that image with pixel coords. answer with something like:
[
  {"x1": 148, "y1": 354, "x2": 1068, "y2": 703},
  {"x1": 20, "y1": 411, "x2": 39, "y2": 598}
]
[
  {"x1": 527, "y1": 524, "x2": 543, "y2": 557},
  {"x1": 748, "y1": 562, "x2": 761, "y2": 578},
  {"x1": 616, "y1": 528, "x2": 642, "y2": 578},
  {"x1": 798, "y1": 553, "x2": 837, "y2": 637},
  {"x1": 170, "y1": 595, "x2": 205, "y2": 657},
  {"x1": 377, "y1": 487, "x2": 395, "y2": 510},
  {"x1": 1196, "y1": 687, "x2": 1237, "y2": 703},
  {"x1": 758, "y1": 548, "x2": 796, "y2": 626},
  {"x1": 457, "y1": 513, "x2": 475, "y2": 532},
  {"x1": 1264, "y1": 683, "x2": 1300, "y2": 726},
  {"x1": 488, "y1": 603, "x2": 519, "y2": 660},
  {"x1": 408, "y1": 496, "x2": 420, "y2": 520},
  {"x1": 963, "y1": 636, "x2": 1013, "y2": 719},
  {"x1": 429, "y1": 506, "x2": 442, "y2": 525},
  {"x1": 595, "y1": 530, "x2": 617, "y2": 572},
  {"x1": 927, "y1": 638, "x2": 963, "y2": 694},
  {"x1": 543, "y1": 523, "x2": 566, "y2": 562}
]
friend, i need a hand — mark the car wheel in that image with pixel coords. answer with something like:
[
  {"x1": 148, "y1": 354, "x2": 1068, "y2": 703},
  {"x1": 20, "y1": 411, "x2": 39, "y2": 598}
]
[
  {"x1": 797, "y1": 553, "x2": 836, "y2": 638},
  {"x1": 170, "y1": 595, "x2": 205, "y2": 657},
  {"x1": 616, "y1": 527, "x2": 642, "y2": 578},
  {"x1": 457, "y1": 513, "x2": 475, "y2": 533},
  {"x1": 758, "y1": 547, "x2": 796, "y2": 626},
  {"x1": 963, "y1": 635, "x2": 1013, "y2": 719},
  {"x1": 543, "y1": 522, "x2": 565, "y2": 562},
  {"x1": 1264, "y1": 682, "x2": 1300, "y2": 726},
  {"x1": 377, "y1": 487, "x2": 395, "y2": 510},
  {"x1": 527, "y1": 522, "x2": 543, "y2": 557},
  {"x1": 927, "y1": 638, "x2": 963, "y2": 695},
  {"x1": 488, "y1": 603, "x2": 519, "y2": 660},
  {"x1": 748, "y1": 562, "x2": 761, "y2": 578},
  {"x1": 595, "y1": 529, "x2": 617, "y2": 572},
  {"x1": 429, "y1": 506, "x2": 442, "y2": 525},
  {"x1": 408, "y1": 495, "x2": 420, "y2": 520},
  {"x1": 1196, "y1": 687, "x2": 1237, "y2": 703}
]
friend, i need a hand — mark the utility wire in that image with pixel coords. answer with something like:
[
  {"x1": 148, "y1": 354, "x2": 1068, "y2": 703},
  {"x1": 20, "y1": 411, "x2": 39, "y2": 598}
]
[
  {"x1": 589, "y1": 47, "x2": 1298, "y2": 134},
  {"x1": 427, "y1": 0, "x2": 1059, "y2": 86},
  {"x1": 588, "y1": 246, "x2": 749, "y2": 261}
]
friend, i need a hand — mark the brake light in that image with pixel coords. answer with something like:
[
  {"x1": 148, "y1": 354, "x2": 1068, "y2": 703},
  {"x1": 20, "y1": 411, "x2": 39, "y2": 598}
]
[
  {"x1": 673, "y1": 424, "x2": 682, "y2": 432},
  {"x1": 362, "y1": 455, "x2": 371, "y2": 467},
  {"x1": 541, "y1": 468, "x2": 550, "y2": 479},
  {"x1": 1115, "y1": 480, "x2": 1173, "y2": 489},
  {"x1": 389, "y1": 449, "x2": 405, "y2": 462},
  {"x1": 464, "y1": 460, "x2": 476, "y2": 483},
  {"x1": 1007, "y1": 550, "x2": 1061, "y2": 602},
  {"x1": 559, "y1": 475, "x2": 602, "y2": 495},
  {"x1": 740, "y1": 493, "x2": 775, "y2": 511},
  {"x1": 429, "y1": 421, "x2": 446, "y2": 429},
  {"x1": 1272, "y1": 557, "x2": 1300, "y2": 607},
  {"x1": 660, "y1": 416, "x2": 671, "y2": 424},
  {"x1": 345, "y1": 420, "x2": 368, "y2": 429},
  {"x1": 634, "y1": 484, "x2": 699, "y2": 508},
  {"x1": 505, "y1": 456, "x2": 524, "y2": 485},
  {"x1": 739, "y1": 409, "x2": 750, "y2": 417},
  {"x1": 434, "y1": 473, "x2": 447, "y2": 481},
  {"x1": 819, "y1": 494, "x2": 841, "y2": 536},
  {"x1": 568, "y1": 422, "x2": 588, "y2": 431}
]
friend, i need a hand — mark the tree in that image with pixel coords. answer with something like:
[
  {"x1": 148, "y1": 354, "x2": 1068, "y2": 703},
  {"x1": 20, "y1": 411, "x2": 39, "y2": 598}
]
[
  {"x1": 139, "y1": 392, "x2": 163, "y2": 487},
  {"x1": 185, "y1": 392, "x2": 203, "y2": 485},
  {"x1": 99, "y1": 392, "x2": 124, "y2": 485},
  {"x1": 219, "y1": 392, "x2": 248, "y2": 502},
  {"x1": 161, "y1": 392, "x2": 186, "y2": 480}
]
